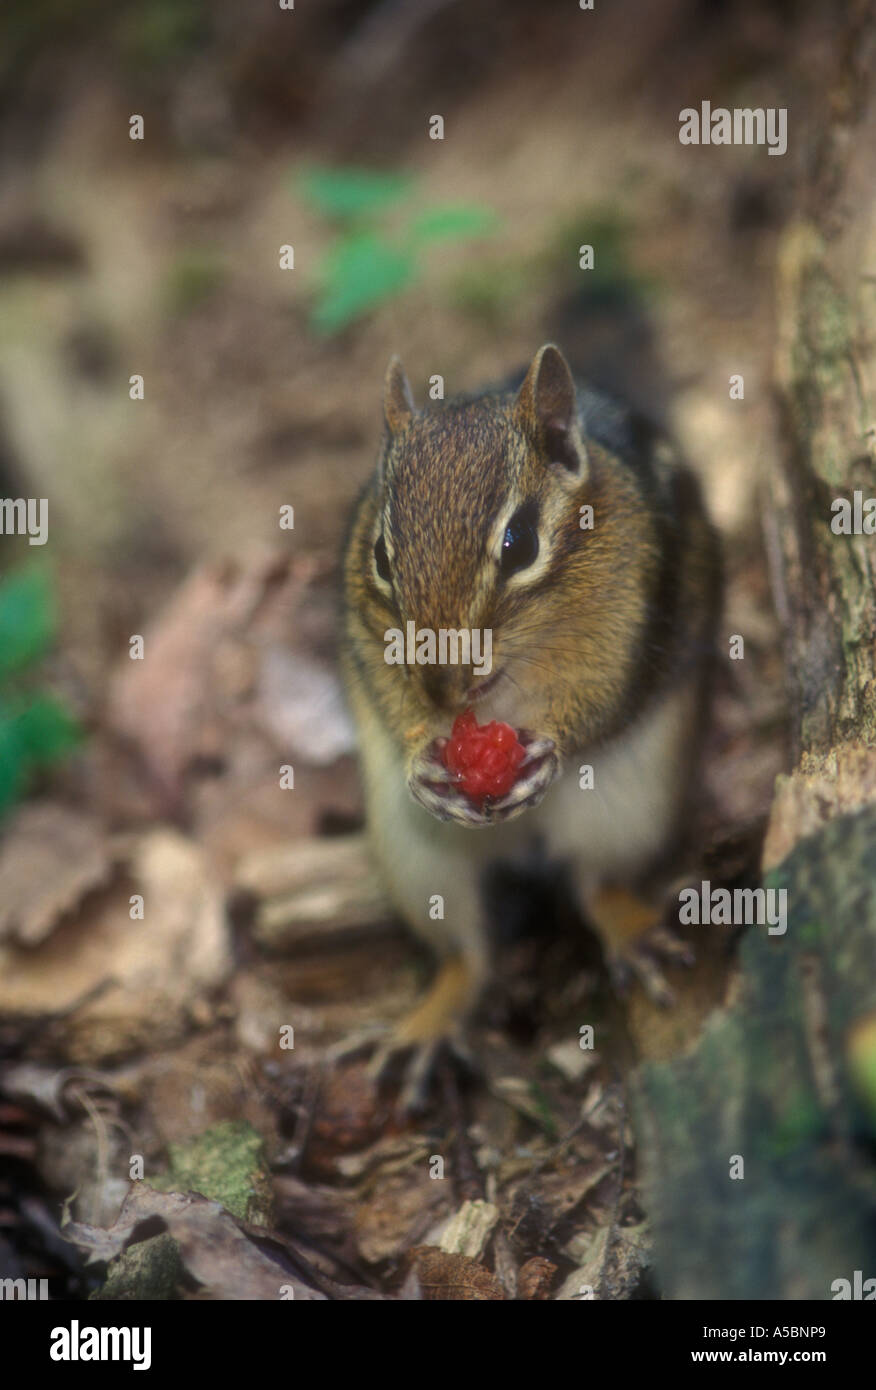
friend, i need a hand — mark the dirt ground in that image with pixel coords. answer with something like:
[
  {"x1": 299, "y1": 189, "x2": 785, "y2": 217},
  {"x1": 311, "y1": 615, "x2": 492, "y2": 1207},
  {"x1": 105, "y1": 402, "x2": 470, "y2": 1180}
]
[{"x1": 0, "y1": 0, "x2": 829, "y2": 1299}]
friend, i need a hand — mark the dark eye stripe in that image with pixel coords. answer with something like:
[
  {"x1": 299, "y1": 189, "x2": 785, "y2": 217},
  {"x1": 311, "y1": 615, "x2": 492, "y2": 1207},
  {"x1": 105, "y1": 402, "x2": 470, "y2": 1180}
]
[
  {"x1": 374, "y1": 534, "x2": 391, "y2": 582},
  {"x1": 500, "y1": 502, "x2": 539, "y2": 577}
]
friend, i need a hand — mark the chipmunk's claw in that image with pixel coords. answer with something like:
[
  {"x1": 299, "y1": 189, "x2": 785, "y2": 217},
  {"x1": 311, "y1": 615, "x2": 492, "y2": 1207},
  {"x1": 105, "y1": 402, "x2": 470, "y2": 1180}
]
[
  {"x1": 407, "y1": 737, "x2": 458, "y2": 820},
  {"x1": 329, "y1": 956, "x2": 481, "y2": 1115},
  {"x1": 484, "y1": 736, "x2": 558, "y2": 821},
  {"x1": 325, "y1": 1022, "x2": 392, "y2": 1066},
  {"x1": 408, "y1": 731, "x2": 558, "y2": 827},
  {"x1": 368, "y1": 1033, "x2": 479, "y2": 1115},
  {"x1": 606, "y1": 923, "x2": 695, "y2": 1007},
  {"x1": 327, "y1": 1028, "x2": 477, "y2": 1116}
]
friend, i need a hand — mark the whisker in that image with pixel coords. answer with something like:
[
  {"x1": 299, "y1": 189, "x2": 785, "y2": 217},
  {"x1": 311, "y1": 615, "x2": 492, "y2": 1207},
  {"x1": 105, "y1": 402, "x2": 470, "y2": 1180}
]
[{"x1": 504, "y1": 654, "x2": 589, "y2": 697}]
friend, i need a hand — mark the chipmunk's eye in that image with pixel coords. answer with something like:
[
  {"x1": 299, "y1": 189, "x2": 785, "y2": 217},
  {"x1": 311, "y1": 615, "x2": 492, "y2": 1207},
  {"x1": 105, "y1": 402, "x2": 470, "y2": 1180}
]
[
  {"x1": 500, "y1": 504, "x2": 539, "y2": 577},
  {"x1": 374, "y1": 534, "x2": 392, "y2": 583}
]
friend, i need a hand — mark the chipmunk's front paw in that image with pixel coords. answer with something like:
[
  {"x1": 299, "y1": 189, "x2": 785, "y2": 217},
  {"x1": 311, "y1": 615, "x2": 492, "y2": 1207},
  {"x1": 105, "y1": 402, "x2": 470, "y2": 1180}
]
[{"x1": 408, "y1": 731, "x2": 558, "y2": 827}]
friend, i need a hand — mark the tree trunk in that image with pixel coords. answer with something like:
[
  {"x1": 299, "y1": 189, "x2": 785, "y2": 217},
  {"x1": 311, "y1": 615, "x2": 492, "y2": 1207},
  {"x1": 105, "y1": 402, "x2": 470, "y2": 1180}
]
[{"x1": 634, "y1": 2, "x2": 876, "y2": 1300}]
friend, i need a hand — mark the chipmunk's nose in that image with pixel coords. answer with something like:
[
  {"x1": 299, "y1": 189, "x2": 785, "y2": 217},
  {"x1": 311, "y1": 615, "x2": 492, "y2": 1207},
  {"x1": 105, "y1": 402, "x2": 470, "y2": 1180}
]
[{"x1": 420, "y1": 664, "x2": 465, "y2": 712}]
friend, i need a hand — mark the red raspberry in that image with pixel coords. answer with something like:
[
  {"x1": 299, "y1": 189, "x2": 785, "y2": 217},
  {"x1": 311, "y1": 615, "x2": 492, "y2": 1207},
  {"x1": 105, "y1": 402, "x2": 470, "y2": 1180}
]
[{"x1": 442, "y1": 709, "x2": 526, "y2": 804}]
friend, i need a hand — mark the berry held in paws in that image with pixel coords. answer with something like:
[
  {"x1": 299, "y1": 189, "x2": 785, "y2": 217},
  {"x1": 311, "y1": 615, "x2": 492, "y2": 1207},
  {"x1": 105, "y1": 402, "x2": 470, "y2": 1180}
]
[{"x1": 441, "y1": 710, "x2": 526, "y2": 804}]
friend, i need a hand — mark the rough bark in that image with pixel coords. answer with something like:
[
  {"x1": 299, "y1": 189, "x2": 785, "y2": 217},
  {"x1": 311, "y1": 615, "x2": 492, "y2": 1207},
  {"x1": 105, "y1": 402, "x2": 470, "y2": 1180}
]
[{"x1": 634, "y1": 2, "x2": 876, "y2": 1300}]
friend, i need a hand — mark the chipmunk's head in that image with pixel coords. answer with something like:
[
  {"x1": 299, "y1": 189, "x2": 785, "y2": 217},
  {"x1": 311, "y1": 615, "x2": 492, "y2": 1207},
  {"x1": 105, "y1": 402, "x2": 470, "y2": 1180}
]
[{"x1": 361, "y1": 343, "x2": 659, "y2": 750}]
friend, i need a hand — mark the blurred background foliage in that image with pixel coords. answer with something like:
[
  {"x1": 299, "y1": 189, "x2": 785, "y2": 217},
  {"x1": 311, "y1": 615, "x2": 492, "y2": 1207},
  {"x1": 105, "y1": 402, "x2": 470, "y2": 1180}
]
[
  {"x1": 0, "y1": 0, "x2": 810, "y2": 814},
  {"x1": 298, "y1": 166, "x2": 499, "y2": 331},
  {"x1": 0, "y1": 565, "x2": 80, "y2": 815}
]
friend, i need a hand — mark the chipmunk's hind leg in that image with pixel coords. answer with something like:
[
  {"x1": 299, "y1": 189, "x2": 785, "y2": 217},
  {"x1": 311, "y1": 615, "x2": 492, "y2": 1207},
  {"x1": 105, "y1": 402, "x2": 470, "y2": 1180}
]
[
  {"x1": 329, "y1": 954, "x2": 482, "y2": 1114},
  {"x1": 587, "y1": 885, "x2": 694, "y2": 1006},
  {"x1": 389, "y1": 955, "x2": 477, "y2": 1048},
  {"x1": 373, "y1": 955, "x2": 481, "y2": 1112}
]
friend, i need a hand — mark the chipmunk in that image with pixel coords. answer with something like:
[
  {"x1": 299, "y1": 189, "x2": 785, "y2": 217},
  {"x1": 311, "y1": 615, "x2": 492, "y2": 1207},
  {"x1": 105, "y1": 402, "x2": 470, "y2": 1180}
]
[{"x1": 341, "y1": 343, "x2": 720, "y2": 1104}]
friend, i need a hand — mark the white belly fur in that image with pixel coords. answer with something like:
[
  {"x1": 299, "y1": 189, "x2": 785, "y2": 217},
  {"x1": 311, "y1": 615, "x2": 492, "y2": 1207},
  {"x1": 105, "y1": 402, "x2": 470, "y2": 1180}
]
[{"x1": 358, "y1": 680, "x2": 695, "y2": 959}]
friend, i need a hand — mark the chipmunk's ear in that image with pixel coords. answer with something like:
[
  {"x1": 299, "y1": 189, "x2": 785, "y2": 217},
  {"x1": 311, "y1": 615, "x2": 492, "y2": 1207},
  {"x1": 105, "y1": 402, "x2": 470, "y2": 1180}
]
[
  {"x1": 516, "y1": 343, "x2": 586, "y2": 475},
  {"x1": 383, "y1": 356, "x2": 416, "y2": 435}
]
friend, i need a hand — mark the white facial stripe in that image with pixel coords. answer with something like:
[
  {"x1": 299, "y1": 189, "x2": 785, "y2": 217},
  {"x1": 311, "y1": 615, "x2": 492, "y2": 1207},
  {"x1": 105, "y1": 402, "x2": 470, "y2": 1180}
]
[
  {"x1": 502, "y1": 540, "x2": 553, "y2": 591},
  {"x1": 371, "y1": 514, "x2": 395, "y2": 591}
]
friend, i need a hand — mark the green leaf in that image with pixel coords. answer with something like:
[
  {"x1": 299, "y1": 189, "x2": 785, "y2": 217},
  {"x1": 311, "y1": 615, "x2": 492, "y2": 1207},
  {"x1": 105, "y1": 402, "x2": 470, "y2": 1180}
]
[
  {"x1": 407, "y1": 204, "x2": 499, "y2": 246},
  {"x1": 13, "y1": 693, "x2": 81, "y2": 765},
  {"x1": 312, "y1": 234, "x2": 416, "y2": 333},
  {"x1": 298, "y1": 167, "x2": 413, "y2": 222},
  {"x1": 0, "y1": 691, "x2": 81, "y2": 820},
  {"x1": 0, "y1": 565, "x2": 55, "y2": 678},
  {"x1": 0, "y1": 710, "x2": 26, "y2": 815}
]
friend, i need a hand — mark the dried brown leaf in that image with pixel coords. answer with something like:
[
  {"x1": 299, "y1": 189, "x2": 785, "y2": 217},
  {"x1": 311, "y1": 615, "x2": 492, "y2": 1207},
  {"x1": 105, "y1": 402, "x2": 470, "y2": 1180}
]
[
  {"x1": 0, "y1": 829, "x2": 230, "y2": 1062},
  {"x1": 0, "y1": 804, "x2": 112, "y2": 946},
  {"x1": 408, "y1": 1246, "x2": 506, "y2": 1301},
  {"x1": 517, "y1": 1255, "x2": 558, "y2": 1300},
  {"x1": 63, "y1": 1183, "x2": 328, "y2": 1299}
]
